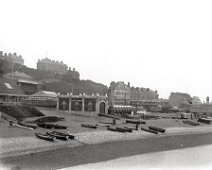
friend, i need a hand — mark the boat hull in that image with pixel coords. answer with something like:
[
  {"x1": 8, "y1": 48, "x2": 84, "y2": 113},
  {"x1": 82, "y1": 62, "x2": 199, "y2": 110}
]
[
  {"x1": 81, "y1": 123, "x2": 97, "y2": 129},
  {"x1": 140, "y1": 127, "x2": 158, "y2": 134},
  {"x1": 46, "y1": 132, "x2": 69, "y2": 140},
  {"x1": 52, "y1": 131, "x2": 75, "y2": 140},
  {"x1": 126, "y1": 119, "x2": 146, "y2": 124},
  {"x1": 35, "y1": 132, "x2": 54, "y2": 142},
  {"x1": 149, "y1": 126, "x2": 166, "y2": 133}
]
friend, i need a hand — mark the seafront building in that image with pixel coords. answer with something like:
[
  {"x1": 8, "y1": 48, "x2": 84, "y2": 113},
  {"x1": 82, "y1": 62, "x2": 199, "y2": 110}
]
[
  {"x1": 130, "y1": 87, "x2": 158, "y2": 101},
  {"x1": 107, "y1": 81, "x2": 160, "y2": 112},
  {"x1": 168, "y1": 92, "x2": 193, "y2": 112},
  {"x1": 108, "y1": 81, "x2": 131, "y2": 106},
  {"x1": 192, "y1": 96, "x2": 202, "y2": 104},
  {"x1": 169, "y1": 92, "x2": 192, "y2": 108},
  {"x1": 57, "y1": 93, "x2": 108, "y2": 115}
]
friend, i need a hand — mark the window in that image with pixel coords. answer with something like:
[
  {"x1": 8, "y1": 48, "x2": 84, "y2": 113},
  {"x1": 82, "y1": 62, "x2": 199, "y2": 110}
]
[{"x1": 4, "y1": 83, "x2": 13, "y2": 89}]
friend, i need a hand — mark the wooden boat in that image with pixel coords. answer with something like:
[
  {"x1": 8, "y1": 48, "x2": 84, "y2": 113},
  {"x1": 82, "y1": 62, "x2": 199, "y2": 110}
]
[
  {"x1": 183, "y1": 120, "x2": 200, "y2": 126},
  {"x1": 149, "y1": 126, "x2": 166, "y2": 133},
  {"x1": 198, "y1": 118, "x2": 212, "y2": 124},
  {"x1": 37, "y1": 123, "x2": 67, "y2": 129},
  {"x1": 37, "y1": 123, "x2": 53, "y2": 129},
  {"x1": 46, "y1": 131, "x2": 69, "y2": 140},
  {"x1": 52, "y1": 131, "x2": 75, "y2": 140},
  {"x1": 15, "y1": 123, "x2": 34, "y2": 130},
  {"x1": 99, "y1": 121, "x2": 113, "y2": 125},
  {"x1": 35, "y1": 132, "x2": 54, "y2": 142},
  {"x1": 126, "y1": 119, "x2": 146, "y2": 124},
  {"x1": 123, "y1": 114, "x2": 142, "y2": 120},
  {"x1": 140, "y1": 127, "x2": 158, "y2": 134},
  {"x1": 52, "y1": 124, "x2": 67, "y2": 129},
  {"x1": 17, "y1": 121, "x2": 37, "y2": 129},
  {"x1": 81, "y1": 123, "x2": 97, "y2": 129},
  {"x1": 98, "y1": 113, "x2": 120, "y2": 120},
  {"x1": 143, "y1": 115, "x2": 160, "y2": 120},
  {"x1": 106, "y1": 126, "x2": 130, "y2": 133},
  {"x1": 124, "y1": 125, "x2": 138, "y2": 131},
  {"x1": 116, "y1": 126, "x2": 132, "y2": 133},
  {"x1": 97, "y1": 123, "x2": 111, "y2": 128},
  {"x1": 107, "y1": 126, "x2": 118, "y2": 132}
]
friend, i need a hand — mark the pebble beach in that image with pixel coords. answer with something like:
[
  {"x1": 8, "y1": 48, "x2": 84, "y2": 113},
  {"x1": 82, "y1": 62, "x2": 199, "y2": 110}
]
[{"x1": 1, "y1": 124, "x2": 212, "y2": 158}]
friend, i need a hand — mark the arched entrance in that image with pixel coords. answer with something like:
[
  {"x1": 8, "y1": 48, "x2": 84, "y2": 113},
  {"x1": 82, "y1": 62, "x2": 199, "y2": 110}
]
[{"x1": 99, "y1": 102, "x2": 106, "y2": 114}]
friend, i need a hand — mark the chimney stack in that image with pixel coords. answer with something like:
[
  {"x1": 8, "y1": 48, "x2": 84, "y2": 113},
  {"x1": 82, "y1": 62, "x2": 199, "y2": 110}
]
[{"x1": 206, "y1": 96, "x2": 210, "y2": 103}]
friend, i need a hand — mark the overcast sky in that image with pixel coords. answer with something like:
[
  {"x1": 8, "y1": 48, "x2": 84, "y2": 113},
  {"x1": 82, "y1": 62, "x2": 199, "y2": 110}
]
[{"x1": 1, "y1": 0, "x2": 212, "y2": 101}]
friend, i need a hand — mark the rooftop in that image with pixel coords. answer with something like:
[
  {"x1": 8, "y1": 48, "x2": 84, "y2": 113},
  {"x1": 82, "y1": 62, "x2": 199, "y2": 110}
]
[{"x1": 0, "y1": 78, "x2": 24, "y2": 95}]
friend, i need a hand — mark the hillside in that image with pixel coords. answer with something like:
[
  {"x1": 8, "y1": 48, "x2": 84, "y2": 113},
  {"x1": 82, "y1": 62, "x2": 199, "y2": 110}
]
[
  {"x1": 0, "y1": 105, "x2": 45, "y2": 120},
  {"x1": 2, "y1": 63, "x2": 108, "y2": 95},
  {"x1": 44, "y1": 79, "x2": 108, "y2": 95}
]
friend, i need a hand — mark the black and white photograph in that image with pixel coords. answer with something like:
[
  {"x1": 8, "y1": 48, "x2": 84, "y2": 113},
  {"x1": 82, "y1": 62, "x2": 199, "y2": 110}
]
[{"x1": 0, "y1": 0, "x2": 212, "y2": 170}]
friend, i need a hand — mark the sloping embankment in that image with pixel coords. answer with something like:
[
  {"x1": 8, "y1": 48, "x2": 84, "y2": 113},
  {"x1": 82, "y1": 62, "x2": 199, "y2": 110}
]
[{"x1": 0, "y1": 104, "x2": 44, "y2": 121}]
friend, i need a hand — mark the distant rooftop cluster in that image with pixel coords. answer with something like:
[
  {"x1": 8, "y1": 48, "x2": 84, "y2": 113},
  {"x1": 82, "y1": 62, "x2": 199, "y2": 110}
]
[{"x1": 0, "y1": 51, "x2": 24, "y2": 66}]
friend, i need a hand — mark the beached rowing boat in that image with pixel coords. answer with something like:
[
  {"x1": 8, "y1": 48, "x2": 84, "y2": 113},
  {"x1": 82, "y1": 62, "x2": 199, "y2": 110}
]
[
  {"x1": 37, "y1": 123, "x2": 67, "y2": 129},
  {"x1": 46, "y1": 131, "x2": 69, "y2": 140},
  {"x1": 140, "y1": 127, "x2": 158, "y2": 134},
  {"x1": 37, "y1": 123, "x2": 52, "y2": 129},
  {"x1": 198, "y1": 118, "x2": 212, "y2": 124},
  {"x1": 99, "y1": 121, "x2": 113, "y2": 125},
  {"x1": 126, "y1": 119, "x2": 146, "y2": 124},
  {"x1": 183, "y1": 120, "x2": 200, "y2": 126},
  {"x1": 116, "y1": 126, "x2": 132, "y2": 133},
  {"x1": 123, "y1": 125, "x2": 138, "y2": 131},
  {"x1": 35, "y1": 132, "x2": 54, "y2": 142},
  {"x1": 107, "y1": 126, "x2": 118, "y2": 132},
  {"x1": 18, "y1": 121, "x2": 37, "y2": 129},
  {"x1": 98, "y1": 113, "x2": 120, "y2": 120},
  {"x1": 123, "y1": 114, "x2": 142, "y2": 120},
  {"x1": 107, "y1": 126, "x2": 131, "y2": 133},
  {"x1": 52, "y1": 131, "x2": 75, "y2": 140},
  {"x1": 149, "y1": 126, "x2": 166, "y2": 133},
  {"x1": 96, "y1": 123, "x2": 111, "y2": 128},
  {"x1": 81, "y1": 123, "x2": 97, "y2": 129}
]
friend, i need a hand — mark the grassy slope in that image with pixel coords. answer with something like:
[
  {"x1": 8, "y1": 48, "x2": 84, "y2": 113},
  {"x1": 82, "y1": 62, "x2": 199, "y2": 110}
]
[{"x1": 0, "y1": 105, "x2": 45, "y2": 120}]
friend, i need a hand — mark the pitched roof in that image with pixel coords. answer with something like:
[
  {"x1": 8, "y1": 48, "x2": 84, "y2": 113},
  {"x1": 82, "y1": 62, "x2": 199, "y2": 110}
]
[
  {"x1": 31, "y1": 91, "x2": 57, "y2": 97},
  {"x1": 4, "y1": 71, "x2": 32, "y2": 80},
  {"x1": 17, "y1": 79, "x2": 40, "y2": 85},
  {"x1": 0, "y1": 78, "x2": 24, "y2": 95}
]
